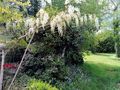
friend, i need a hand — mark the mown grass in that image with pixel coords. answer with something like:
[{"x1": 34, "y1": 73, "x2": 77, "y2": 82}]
[{"x1": 62, "y1": 53, "x2": 120, "y2": 90}]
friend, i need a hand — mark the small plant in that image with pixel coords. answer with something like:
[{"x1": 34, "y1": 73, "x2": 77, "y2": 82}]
[{"x1": 27, "y1": 79, "x2": 59, "y2": 90}]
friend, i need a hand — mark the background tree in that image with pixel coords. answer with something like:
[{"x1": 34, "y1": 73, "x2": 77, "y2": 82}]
[{"x1": 99, "y1": 0, "x2": 120, "y2": 57}]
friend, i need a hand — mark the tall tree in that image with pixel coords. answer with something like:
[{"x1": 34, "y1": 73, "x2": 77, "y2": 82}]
[{"x1": 110, "y1": 0, "x2": 120, "y2": 57}]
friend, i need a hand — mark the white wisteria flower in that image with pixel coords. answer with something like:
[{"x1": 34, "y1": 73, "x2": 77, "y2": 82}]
[
  {"x1": 64, "y1": 14, "x2": 72, "y2": 25},
  {"x1": 36, "y1": 9, "x2": 49, "y2": 29},
  {"x1": 50, "y1": 14, "x2": 66, "y2": 36},
  {"x1": 25, "y1": 18, "x2": 36, "y2": 35},
  {"x1": 36, "y1": 18, "x2": 40, "y2": 27},
  {"x1": 75, "y1": 0, "x2": 81, "y2": 3},
  {"x1": 84, "y1": 14, "x2": 87, "y2": 23},
  {"x1": 41, "y1": 0, "x2": 47, "y2": 8},
  {"x1": 95, "y1": 17, "x2": 99, "y2": 30},
  {"x1": 41, "y1": 12, "x2": 49, "y2": 29},
  {"x1": 28, "y1": 28, "x2": 34, "y2": 35},
  {"x1": 68, "y1": 5, "x2": 75, "y2": 14},
  {"x1": 74, "y1": 7, "x2": 80, "y2": 12},
  {"x1": 75, "y1": 0, "x2": 86, "y2": 3},
  {"x1": 50, "y1": 6, "x2": 81, "y2": 36},
  {"x1": 80, "y1": 16, "x2": 84, "y2": 25},
  {"x1": 73, "y1": 14, "x2": 79, "y2": 27},
  {"x1": 24, "y1": 0, "x2": 97, "y2": 37},
  {"x1": 74, "y1": 7, "x2": 81, "y2": 16},
  {"x1": 65, "y1": 0, "x2": 70, "y2": 5},
  {"x1": 25, "y1": 18, "x2": 35, "y2": 28},
  {"x1": 57, "y1": 24, "x2": 63, "y2": 36},
  {"x1": 46, "y1": 0, "x2": 52, "y2": 5},
  {"x1": 50, "y1": 19, "x2": 57, "y2": 33},
  {"x1": 13, "y1": 22, "x2": 17, "y2": 29},
  {"x1": 88, "y1": 14, "x2": 93, "y2": 22}
]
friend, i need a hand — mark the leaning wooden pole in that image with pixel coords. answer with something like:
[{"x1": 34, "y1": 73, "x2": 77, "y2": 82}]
[{"x1": 0, "y1": 44, "x2": 5, "y2": 90}]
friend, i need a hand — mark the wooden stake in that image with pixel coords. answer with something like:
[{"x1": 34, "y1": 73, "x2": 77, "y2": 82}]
[{"x1": 0, "y1": 50, "x2": 5, "y2": 90}]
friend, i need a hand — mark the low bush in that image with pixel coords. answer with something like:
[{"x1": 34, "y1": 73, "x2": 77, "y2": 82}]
[
  {"x1": 27, "y1": 79, "x2": 59, "y2": 90},
  {"x1": 95, "y1": 30, "x2": 115, "y2": 53}
]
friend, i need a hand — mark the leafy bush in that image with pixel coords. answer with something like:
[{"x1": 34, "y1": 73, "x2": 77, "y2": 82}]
[
  {"x1": 3, "y1": 74, "x2": 31, "y2": 90},
  {"x1": 22, "y1": 54, "x2": 69, "y2": 81},
  {"x1": 5, "y1": 39, "x2": 27, "y2": 63},
  {"x1": 95, "y1": 30, "x2": 115, "y2": 53},
  {"x1": 27, "y1": 80, "x2": 59, "y2": 90}
]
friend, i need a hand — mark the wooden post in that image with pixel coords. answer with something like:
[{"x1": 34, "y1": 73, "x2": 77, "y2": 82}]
[{"x1": 0, "y1": 44, "x2": 5, "y2": 90}]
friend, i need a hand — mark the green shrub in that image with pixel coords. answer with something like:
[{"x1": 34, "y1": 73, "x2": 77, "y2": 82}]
[
  {"x1": 5, "y1": 40, "x2": 26, "y2": 63},
  {"x1": 95, "y1": 30, "x2": 115, "y2": 53},
  {"x1": 22, "y1": 54, "x2": 69, "y2": 81},
  {"x1": 27, "y1": 80, "x2": 59, "y2": 90}
]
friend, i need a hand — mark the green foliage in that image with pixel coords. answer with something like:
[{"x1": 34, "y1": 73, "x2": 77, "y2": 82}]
[
  {"x1": 52, "y1": 0, "x2": 65, "y2": 11},
  {"x1": 0, "y1": 0, "x2": 29, "y2": 23},
  {"x1": 95, "y1": 30, "x2": 115, "y2": 53},
  {"x1": 19, "y1": 39, "x2": 27, "y2": 47},
  {"x1": 113, "y1": 18, "x2": 120, "y2": 57},
  {"x1": 20, "y1": 24, "x2": 84, "y2": 81},
  {"x1": 96, "y1": 30, "x2": 114, "y2": 42},
  {"x1": 60, "y1": 53, "x2": 120, "y2": 90},
  {"x1": 45, "y1": 7, "x2": 61, "y2": 17},
  {"x1": 84, "y1": 54, "x2": 120, "y2": 90},
  {"x1": 22, "y1": 53, "x2": 69, "y2": 81},
  {"x1": 3, "y1": 74, "x2": 31, "y2": 90},
  {"x1": 6, "y1": 40, "x2": 26, "y2": 62},
  {"x1": 80, "y1": 0, "x2": 106, "y2": 16},
  {"x1": 27, "y1": 79, "x2": 59, "y2": 90}
]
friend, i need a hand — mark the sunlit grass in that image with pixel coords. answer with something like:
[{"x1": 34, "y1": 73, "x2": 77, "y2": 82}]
[
  {"x1": 84, "y1": 53, "x2": 120, "y2": 90},
  {"x1": 62, "y1": 53, "x2": 120, "y2": 90},
  {"x1": 85, "y1": 53, "x2": 120, "y2": 67}
]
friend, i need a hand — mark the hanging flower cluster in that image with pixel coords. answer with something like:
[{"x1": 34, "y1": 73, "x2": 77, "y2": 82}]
[
  {"x1": 36, "y1": 9, "x2": 49, "y2": 30},
  {"x1": 25, "y1": 18, "x2": 36, "y2": 35},
  {"x1": 50, "y1": 5, "x2": 81, "y2": 36},
  {"x1": 41, "y1": 0, "x2": 52, "y2": 8},
  {"x1": 25, "y1": 9, "x2": 49, "y2": 35},
  {"x1": 24, "y1": 0, "x2": 98, "y2": 36}
]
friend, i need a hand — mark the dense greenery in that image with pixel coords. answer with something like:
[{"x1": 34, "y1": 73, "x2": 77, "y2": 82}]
[
  {"x1": 59, "y1": 54, "x2": 120, "y2": 90},
  {"x1": 3, "y1": 0, "x2": 102, "y2": 83},
  {"x1": 2, "y1": 0, "x2": 120, "y2": 90},
  {"x1": 27, "y1": 79, "x2": 59, "y2": 90},
  {"x1": 4, "y1": 53, "x2": 120, "y2": 90},
  {"x1": 95, "y1": 30, "x2": 115, "y2": 53},
  {"x1": 113, "y1": 19, "x2": 120, "y2": 57}
]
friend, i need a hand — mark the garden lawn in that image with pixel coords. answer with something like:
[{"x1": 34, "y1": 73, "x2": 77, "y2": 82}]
[{"x1": 62, "y1": 53, "x2": 120, "y2": 90}]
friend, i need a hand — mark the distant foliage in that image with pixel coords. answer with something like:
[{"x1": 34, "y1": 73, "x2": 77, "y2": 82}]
[{"x1": 95, "y1": 30, "x2": 115, "y2": 53}]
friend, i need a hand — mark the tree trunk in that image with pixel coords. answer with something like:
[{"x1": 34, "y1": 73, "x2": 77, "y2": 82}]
[
  {"x1": 115, "y1": 42, "x2": 120, "y2": 57},
  {"x1": 113, "y1": 18, "x2": 120, "y2": 57}
]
